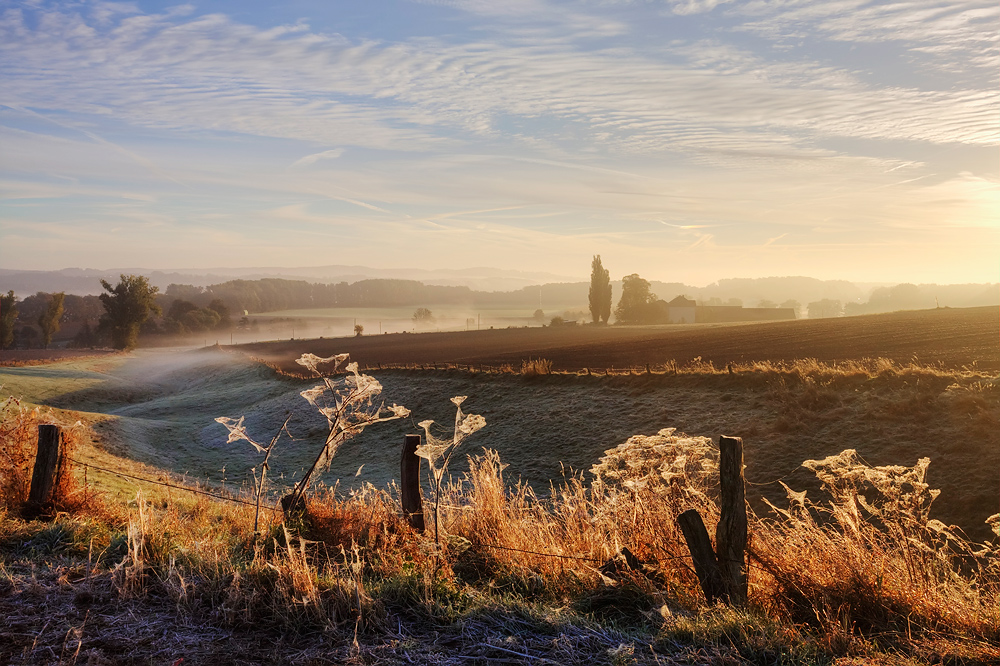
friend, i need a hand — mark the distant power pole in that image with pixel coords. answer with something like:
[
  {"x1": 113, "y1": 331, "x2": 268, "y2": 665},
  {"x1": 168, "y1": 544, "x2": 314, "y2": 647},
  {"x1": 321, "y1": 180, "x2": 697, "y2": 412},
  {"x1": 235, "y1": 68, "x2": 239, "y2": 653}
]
[{"x1": 478, "y1": 313, "x2": 481, "y2": 330}]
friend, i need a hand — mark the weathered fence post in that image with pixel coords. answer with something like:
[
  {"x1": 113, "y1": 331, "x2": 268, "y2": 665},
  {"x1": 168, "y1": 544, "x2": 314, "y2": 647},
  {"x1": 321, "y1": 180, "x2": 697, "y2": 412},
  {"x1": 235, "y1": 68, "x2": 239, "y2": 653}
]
[
  {"x1": 29, "y1": 424, "x2": 64, "y2": 508},
  {"x1": 678, "y1": 509, "x2": 726, "y2": 603},
  {"x1": 716, "y1": 435, "x2": 748, "y2": 605},
  {"x1": 400, "y1": 434, "x2": 425, "y2": 532}
]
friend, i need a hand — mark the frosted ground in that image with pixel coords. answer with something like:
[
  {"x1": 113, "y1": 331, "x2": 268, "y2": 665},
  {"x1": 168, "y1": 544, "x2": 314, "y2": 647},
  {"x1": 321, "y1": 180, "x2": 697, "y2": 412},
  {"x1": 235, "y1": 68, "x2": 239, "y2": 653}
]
[{"x1": 2, "y1": 346, "x2": 997, "y2": 540}]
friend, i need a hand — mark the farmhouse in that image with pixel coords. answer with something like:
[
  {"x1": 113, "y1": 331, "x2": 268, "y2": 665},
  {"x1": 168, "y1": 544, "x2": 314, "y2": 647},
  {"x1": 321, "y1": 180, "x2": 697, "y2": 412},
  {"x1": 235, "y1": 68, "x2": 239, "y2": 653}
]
[
  {"x1": 659, "y1": 295, "x2": 795, "y2": 324},
  {"x1": 664, "y1": 295, "x2": 697, "y2": 323}
]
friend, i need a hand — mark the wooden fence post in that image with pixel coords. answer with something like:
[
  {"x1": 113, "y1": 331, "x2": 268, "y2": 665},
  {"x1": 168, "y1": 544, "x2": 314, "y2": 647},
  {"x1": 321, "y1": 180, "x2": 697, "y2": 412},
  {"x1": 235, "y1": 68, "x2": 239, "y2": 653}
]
[
  {"x1": 678, "y1": 509, "x2": 726, "y2": 603},
  {"x1": 29, "y1": 425, "x2": 63, "y2": 508},
  {"x1": 716, "y1": 435, "x2": 748, "y2": 605},
  {"x1": 401, "y1": 434, "x2": 425, "y2": 532}
]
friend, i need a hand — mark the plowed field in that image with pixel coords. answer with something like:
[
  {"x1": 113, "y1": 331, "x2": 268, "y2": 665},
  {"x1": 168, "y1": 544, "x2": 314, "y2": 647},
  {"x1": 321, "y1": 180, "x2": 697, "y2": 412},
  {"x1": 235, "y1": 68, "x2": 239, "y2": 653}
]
[{"x1": 239, "y1": 306, "x2": 999, "y2": 374}]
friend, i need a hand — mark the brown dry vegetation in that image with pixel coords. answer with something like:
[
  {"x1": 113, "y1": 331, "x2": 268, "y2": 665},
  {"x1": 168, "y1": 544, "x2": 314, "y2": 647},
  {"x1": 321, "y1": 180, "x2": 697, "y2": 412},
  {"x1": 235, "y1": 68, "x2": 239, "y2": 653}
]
[
  {"x1": 2, "y1": 308, "x2": 999, "y2": 665},
  {"x1": 2, "y1": 386, "x2": 999, "y2": 664}
]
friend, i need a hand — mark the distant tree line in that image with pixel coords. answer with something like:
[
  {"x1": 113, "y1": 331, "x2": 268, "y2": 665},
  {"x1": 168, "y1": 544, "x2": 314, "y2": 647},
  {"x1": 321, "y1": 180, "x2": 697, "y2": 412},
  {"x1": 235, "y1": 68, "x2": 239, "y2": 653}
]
[
  {"x1": 1, "y1": 290, "x2": 104, "y2": 350},
  {"x1": 161, "y1": 278, "x2": 475, "y2": 314},
  {"x1": 2, "y1": 272, "x2": 997, "y2": 349}
]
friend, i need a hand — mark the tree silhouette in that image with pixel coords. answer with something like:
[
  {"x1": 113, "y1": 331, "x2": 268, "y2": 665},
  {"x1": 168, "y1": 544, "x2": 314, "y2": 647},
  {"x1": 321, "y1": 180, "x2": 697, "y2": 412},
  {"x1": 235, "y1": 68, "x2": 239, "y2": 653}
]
[
  {"x1": 588, "y1": 255, "x2": 612, "y2": 324},
  {"x1": 614, "y1": 274, "x2": 657, "y2": 324}
]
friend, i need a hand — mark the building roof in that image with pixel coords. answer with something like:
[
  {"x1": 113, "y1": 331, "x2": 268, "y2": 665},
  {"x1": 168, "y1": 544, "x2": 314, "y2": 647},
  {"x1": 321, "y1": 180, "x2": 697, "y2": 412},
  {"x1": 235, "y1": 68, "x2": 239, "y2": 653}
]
[{"x1": 667, "y1": 295, "x2": 696, "y2": 307}]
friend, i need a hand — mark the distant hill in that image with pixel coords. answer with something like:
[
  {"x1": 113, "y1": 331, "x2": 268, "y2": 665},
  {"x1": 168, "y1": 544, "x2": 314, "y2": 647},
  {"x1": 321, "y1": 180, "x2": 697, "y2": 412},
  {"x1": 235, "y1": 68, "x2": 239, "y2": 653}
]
[
  {"x1": 2, "y1": 269, "x2": 995, "y2": 317},
  {"x1": 0, "y1": 265, "x2": 579, "y2": 297}
]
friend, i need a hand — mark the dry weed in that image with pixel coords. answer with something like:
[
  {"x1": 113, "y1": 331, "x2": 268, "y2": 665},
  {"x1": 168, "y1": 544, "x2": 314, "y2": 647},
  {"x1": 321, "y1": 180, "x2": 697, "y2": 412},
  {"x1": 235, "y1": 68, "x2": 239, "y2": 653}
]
[
  {"x1": 751, "y1": 449, "x2": 1000, "y2": 657},
  {"x1": 0, "y1": 397, "x2": 89, "y2": 516},
  {"x1": 521, "y1": 358, "x2": 553, "y2": 376}
]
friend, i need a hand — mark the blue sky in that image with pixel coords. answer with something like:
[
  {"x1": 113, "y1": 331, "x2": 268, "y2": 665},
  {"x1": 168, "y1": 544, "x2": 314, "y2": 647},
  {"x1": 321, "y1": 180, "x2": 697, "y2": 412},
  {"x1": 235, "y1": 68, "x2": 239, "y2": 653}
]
[{"x1": 0, "y1": 0, "x2": 996, "y2": 285}]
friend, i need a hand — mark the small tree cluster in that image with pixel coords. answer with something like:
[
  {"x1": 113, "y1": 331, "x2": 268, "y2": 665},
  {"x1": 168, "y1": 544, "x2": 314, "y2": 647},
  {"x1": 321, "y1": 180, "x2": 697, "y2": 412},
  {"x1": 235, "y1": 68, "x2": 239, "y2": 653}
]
[
  {"x1": 162, "y1": 298, "x2": 232, "y2": 334},
  {"x1": 807, "y1": 299, "x2": 842, "y2": 319}
]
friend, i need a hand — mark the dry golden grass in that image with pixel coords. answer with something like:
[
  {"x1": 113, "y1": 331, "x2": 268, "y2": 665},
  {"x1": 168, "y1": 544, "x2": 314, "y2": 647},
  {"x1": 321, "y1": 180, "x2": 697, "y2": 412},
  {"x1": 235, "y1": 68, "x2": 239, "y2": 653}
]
[
  {"x1": 2, "y1": 357, "x2": 999, "y2": 664},
  {"x1": 520, "y1": 358, "x2": 553, "y2": 376}
]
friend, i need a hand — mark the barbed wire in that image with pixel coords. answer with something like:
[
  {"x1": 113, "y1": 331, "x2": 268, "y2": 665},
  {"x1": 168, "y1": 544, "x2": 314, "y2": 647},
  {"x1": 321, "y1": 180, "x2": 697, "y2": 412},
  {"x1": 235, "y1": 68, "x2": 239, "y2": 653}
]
[
  {"x1": 65, "y1": 458, "x2": 773, "y2": 581},
  {"x1": 66, "y1": 456, "x2": 263, "y2": 508}
]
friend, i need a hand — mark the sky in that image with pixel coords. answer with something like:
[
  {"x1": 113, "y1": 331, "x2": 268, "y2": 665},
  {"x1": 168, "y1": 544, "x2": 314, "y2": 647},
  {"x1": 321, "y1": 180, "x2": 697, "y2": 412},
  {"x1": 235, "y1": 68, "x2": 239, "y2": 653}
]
[{"x1": 0, "y1": 0, "x2": 997, "y2": 286}]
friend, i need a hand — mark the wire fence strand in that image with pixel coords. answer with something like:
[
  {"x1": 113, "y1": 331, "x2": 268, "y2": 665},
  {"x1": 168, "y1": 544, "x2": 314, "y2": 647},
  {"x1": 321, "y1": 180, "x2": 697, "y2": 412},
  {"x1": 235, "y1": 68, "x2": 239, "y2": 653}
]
[
  {"x1": 66, "y1": 456, "x2": 262, "y2": 508},
  {"x1": 64, "y1": 458, "x2": 766, "y2": 578}
]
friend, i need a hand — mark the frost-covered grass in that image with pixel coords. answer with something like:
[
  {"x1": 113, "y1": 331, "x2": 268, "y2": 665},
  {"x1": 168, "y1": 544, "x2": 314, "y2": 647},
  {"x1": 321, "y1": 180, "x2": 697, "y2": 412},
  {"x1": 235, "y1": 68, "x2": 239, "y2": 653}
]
[
  {"x1": 5, "y1": 348, "x2": 1000, "y2": 541},
  {"x1": 2, "y1": 411, "x2": 998, "y2": 664}
]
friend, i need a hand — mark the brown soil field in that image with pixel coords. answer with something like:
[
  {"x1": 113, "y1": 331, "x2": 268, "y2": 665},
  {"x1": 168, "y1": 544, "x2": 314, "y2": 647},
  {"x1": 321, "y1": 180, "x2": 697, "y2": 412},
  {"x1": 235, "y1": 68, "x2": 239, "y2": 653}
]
[
  {"x1": 238, "y1": 306, "x2": 1000, "y2": 375},
  {"x1": 0, "y1": 348, "x2": 120, "y2": 367}
]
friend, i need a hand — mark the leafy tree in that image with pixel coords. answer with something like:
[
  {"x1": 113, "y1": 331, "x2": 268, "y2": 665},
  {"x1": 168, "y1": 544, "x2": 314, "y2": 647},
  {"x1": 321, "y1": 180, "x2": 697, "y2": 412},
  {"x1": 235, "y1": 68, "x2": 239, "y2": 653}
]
[
  {"x1": 167, "y1": 299, "x2": 199, "y2": 321},
  {"x1": 0, "y1": 290, "x2": 17, "y2": 350},
  {"x1": 588, "y1": 255, "x2": 612, "y2": 324},
  {"x1": 181, "y1": 308, "x2": 220, "y2": 332},
  {"x1": 807, "y1": 299, "x2": 842, "y2": 319},
  {"x1": 532, "y1": 308, "x2": 545, "y2": 322},
  {"x1": 99, "y1": 274, "x2": 161, "y2": 350},
  {"x1": 207, "y1": 299, "x2": 232, "y2": 329},
  {"x1": 37, "y1": 292, "x2": 65, "y2": 348},
  {"x1": 163, "y1": 298, "x2": 229, "y2": 334},
  {"x1": 614, "y1": 274, "x2": 657, "y2": 324},
  {"x1": 18, "y1": 325, "x2": 39, "y2": 349},
  {"x1": 354, "y1": 323, "x2": 364, "y2": 336},
  {"x1": 62, "y1": 294, "x2": 103, "y2": 324},
  {"x1": 757, "y1": 299, "x2": 777, "y2": 308},
  {"x1": 72, "y1": 322, "x2": 98, "y2": 349},
  {"x1": 413, "y1": 307, "x2": 435, "y2": 325}
]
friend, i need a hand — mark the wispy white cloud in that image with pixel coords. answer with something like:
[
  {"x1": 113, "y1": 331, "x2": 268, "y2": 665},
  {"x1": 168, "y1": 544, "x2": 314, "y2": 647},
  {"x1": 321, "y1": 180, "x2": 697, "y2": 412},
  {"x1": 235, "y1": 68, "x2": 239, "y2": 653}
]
[
  {"x1": 290, "y1": 149, "x2": 344, "y2": 169},
  {"x1": 0, "y1": 1, "x2": 995, "y2": 283},
  {"x1": 733, "y1": 0, "x2": 998, "y2": 73},
  {"x1": 2, "y1": 2, "x2": 994, "y2": 167}
]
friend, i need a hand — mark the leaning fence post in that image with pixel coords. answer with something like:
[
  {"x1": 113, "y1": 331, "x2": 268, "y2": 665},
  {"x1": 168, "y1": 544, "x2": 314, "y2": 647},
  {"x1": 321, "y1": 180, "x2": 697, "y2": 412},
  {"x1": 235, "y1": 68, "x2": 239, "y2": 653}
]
[
  {"x1": 29, "y1": 424, "x2": 64, "y2": 508},
  {"x1": 678, "y1": 509, "x2": 726, "y2": 603},
  {"x1": 401, "y1": 434, "x2": 425, "y2": 532},
  {"x1": 716, "y1": 435, "x2": 748, "y2": 605}
]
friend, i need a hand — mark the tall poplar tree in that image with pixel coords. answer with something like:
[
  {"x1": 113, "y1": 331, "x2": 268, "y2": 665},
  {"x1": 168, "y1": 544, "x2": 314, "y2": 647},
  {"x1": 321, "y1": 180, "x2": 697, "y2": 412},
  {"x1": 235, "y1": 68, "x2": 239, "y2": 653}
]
[
  {"x1": 588, "y1": 255, "x2": 612, "y2": 324},
  {"x1": 38, "y1": 292, "x2": 65, "y2": 348}
]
